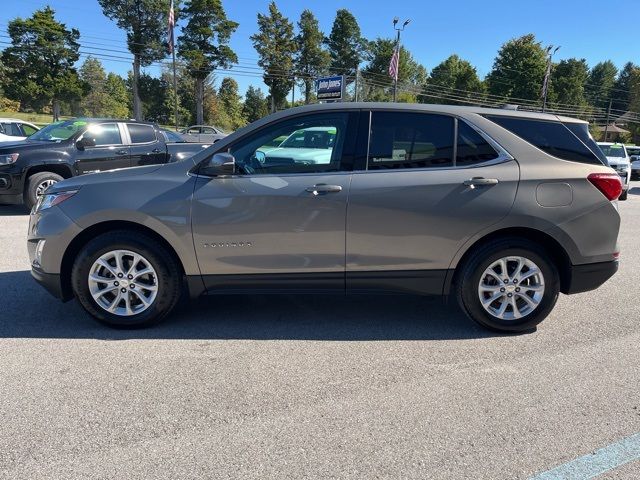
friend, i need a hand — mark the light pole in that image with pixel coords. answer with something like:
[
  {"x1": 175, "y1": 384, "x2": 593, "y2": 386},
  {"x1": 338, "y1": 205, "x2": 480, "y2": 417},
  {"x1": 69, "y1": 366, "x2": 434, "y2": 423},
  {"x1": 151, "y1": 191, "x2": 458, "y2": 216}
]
[
  {"x1": 392, "y1": 17, "x2": 410, "y2": 102},
  {"x1": 542, "y1": 45, "x2": 560, "y2": 113}
]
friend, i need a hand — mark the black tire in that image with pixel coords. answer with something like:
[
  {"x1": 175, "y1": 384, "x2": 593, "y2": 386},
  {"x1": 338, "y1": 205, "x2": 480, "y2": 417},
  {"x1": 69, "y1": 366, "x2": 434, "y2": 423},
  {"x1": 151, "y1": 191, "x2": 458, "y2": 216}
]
[
  {"x1": 619, "y1": 190, "x2": 628, "y2": 201},
  {"x1": 71, "y1": 230, "x2": 182, "y2": 328},
  {"x1": 24, "y1": 172, "x2": 64, "y2": 210},
  {"x1": 456, "y1": 238, "x2": 560, "y2": 333}
]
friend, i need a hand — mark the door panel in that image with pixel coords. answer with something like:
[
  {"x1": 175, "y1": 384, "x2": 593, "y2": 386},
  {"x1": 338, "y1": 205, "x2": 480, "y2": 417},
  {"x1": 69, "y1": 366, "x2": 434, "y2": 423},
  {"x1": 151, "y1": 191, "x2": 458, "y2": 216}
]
[
  {"x1": 75, "y1": 123, "x2": 130, "y2": 174},
  {"x1": 346, "y1": 161, "x2": 520, "y2": 276},
  {"x1": 192, "y1": 173, "x2": 351, "y2": 279}
]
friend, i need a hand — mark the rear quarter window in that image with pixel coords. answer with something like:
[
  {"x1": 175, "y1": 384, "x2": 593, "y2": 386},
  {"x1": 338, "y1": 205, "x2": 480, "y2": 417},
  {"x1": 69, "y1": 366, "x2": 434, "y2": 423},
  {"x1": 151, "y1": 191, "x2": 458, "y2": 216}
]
[{"x1": 485, "y1": 115, "x2": 605, "y2": 165}]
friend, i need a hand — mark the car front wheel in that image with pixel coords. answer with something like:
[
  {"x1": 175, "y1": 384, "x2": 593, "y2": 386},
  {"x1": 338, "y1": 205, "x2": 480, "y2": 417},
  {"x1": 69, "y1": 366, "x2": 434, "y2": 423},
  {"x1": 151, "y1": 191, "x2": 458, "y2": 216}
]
[
  {"x1": 24, "y1": 172, "x2": 63, "y2": 210},
  {"x1": 71, "y1": 231, "x2": 182, "y2": 328},
  {"x1": 456, "y1": 238, "x2": 560, "y2": 332}
]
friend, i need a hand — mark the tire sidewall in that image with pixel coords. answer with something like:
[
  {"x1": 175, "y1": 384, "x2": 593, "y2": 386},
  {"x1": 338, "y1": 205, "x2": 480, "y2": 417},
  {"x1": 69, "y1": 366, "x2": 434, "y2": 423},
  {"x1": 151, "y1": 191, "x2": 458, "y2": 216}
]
[
  {"x1": 459, "y1": 243, "x2": 559, "y2": 332},
  {"x1": 25, "y1": 172, "x2": 63, "y2": 209},
  {"x1": 72, "y1": 234, "x2": 180, "y2": 328}
]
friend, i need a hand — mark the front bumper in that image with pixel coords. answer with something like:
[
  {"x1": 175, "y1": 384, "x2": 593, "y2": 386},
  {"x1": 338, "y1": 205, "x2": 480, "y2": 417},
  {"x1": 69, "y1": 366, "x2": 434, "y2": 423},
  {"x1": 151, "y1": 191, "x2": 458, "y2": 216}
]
[
  {"x1": 563, "y1": 260, "x2": 619, "y2": 294},
  {"x1": 31, "y1": 266, "x2": 70, "y2": 301}
]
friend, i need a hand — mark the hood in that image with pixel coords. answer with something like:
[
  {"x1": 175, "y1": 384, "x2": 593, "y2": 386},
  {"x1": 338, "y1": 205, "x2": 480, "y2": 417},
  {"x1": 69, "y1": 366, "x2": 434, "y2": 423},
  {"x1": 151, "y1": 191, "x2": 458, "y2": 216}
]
[
  {"x1": 264, "y1": 147, "x2": 332, "y2": 163},
  {"x1": 0, "y1": 139, "x2": 64, "y2": 153},
  {"x1": 50, "y1": 164, "x2": 164, "y2": 193},
  {"x1": 606, "y1": 156, "x2": 629, "y2": 166}
]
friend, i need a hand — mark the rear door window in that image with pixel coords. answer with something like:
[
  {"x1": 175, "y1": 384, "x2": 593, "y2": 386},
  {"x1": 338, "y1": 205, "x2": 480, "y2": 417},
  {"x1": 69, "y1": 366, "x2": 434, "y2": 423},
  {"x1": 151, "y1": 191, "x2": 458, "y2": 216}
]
[
  {"x1": 367, "y1": 112, "x2": 454, "y2": 170},
  {"x1": 127, "y1": 124, "x2": 157, "y2": 144},
  {"x1": 85, "y1": 123, "x2": 122, "y2": 146},
  {"x1": 485, "y1": 115, "x2": 604, "y2": 165}
]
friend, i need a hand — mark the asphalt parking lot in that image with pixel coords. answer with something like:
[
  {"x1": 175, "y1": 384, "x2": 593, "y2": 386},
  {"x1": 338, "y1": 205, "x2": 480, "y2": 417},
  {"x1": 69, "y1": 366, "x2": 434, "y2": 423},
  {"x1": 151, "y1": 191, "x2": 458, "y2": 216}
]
[{"x1": 1, "y1": 187, "x2": 639, "y2": 480}]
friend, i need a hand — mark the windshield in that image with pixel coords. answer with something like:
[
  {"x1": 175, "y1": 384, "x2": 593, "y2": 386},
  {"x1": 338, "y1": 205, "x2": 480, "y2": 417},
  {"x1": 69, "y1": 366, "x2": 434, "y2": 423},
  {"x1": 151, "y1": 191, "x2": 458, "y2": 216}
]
[
  {"x1": 598, "y1": 144, "x2": 626, "y2": 158},
  {"x1": 279, "y1": 128, "x2": 336, "y2": 149},
  {"x1": 29, "y1": 120, "x2": 88, "y2": 142}
]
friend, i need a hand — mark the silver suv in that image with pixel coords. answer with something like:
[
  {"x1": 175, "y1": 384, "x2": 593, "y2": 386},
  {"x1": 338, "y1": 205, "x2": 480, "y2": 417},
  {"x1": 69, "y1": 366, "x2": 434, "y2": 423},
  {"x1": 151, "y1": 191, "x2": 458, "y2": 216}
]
[{"x1": 28, "y1": 104, "x2": 622, "y2": 332}]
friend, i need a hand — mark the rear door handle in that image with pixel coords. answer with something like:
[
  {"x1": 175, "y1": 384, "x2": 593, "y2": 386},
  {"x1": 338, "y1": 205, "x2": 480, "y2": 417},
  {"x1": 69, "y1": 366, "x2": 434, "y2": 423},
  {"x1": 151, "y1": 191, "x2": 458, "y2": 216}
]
[
  {"x1": 115, "y1": 150, "x2": 128, "y2": 155},
  {"x1": 463, "y1": 177, "x2": 499, "y2": 188},
  {"x1": 305, "y1": 184, "x2": 343, "y2": 195}
]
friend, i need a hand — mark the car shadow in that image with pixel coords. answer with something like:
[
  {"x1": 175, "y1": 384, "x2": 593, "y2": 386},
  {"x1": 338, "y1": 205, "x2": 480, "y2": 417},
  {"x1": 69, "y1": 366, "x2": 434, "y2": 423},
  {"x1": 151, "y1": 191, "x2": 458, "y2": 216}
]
[
  {"x1": 0, "y1": 205, "x2": 29, "y2": 216},
  {"x1": 628, "y1": 187, "x2": 640, "y2": 196},
  {"x1": 0, "y1": 270, "x2": 521, "y2": 341}
]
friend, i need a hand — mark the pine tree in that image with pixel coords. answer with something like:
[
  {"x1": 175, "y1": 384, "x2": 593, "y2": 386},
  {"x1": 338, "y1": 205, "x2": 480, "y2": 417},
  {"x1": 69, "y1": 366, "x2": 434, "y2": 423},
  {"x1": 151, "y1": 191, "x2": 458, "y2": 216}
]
[
  {"x1": 325, "y1": 9, "x2": 365, "y2": 82},
  {"x1": 295, "y1": 10, "x2": 330, "y2": 104},
  {"x1": 243, "y1": 86, "x2": 269, "y2": 123},
  {"x1": 178, "y1": 0, "x2": 238, "y2": 124},
  {"x1": 2, "y1": 7, "x2": 85, "y2": 120},
  {"x1": 251, "y1": 2, "x2": 296, "y2": 112}
]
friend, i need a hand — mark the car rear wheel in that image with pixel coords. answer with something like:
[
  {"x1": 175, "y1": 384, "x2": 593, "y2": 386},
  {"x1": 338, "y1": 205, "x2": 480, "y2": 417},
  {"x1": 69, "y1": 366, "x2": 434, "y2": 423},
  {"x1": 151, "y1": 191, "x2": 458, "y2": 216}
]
[
  {"x1": 456, "y1": 238, "x2": 560, "y2": 332},
  {"x1": 71, "y1": 231, "x2": 182, "y2": 328},
  {"x1": 24, "y1": 172, "x2": 63, "y2": 210}
]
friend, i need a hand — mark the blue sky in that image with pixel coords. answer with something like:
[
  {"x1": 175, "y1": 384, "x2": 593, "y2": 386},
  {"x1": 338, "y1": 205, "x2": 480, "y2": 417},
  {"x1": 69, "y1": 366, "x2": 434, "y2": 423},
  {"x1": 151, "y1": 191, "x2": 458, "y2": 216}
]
[{"x1": 1, "y1": 0, "x2": 639, "y2": 97}]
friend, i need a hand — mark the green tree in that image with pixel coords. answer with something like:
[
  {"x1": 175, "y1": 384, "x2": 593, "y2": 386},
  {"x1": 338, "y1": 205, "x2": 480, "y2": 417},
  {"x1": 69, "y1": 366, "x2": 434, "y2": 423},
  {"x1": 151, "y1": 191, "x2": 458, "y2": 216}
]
[
  {"x1": 98, "y1": 0, "x2": 169, "y2": 120},
  {"x1": 104, "y1": 73, "x2": 130, "y2": 118},
  {"x1": 1, "y1": 7, "x2": 85, "y2": 120},
  {"x1": 628, "y1": 67, "x2": 640, "y2": 143},
  {"x1": 295, "y1": 10, "x2": 330, "y2": 104},
  {"x1": 242, "y1": 86, "x2": 269, "y2": 123},
  {"x1": 215, "y1": 77, "x2": 245, "y2": 131},
  {"x1": 551, "y1": 58, "x2": 589, "y2": 107},
  {"x1": 611, "y1": 62, "x2": 637, "y2": 113},
  {"x1": 178, "y1": 0, "x2": 238, "y2": 125},
  {"x1": 423, "y1": 54, "x2": 485, "y2": 104},
  {"x1": 362, "y1": 38, "x2": 427, "y2": 102},
  {"x1": 79, "y1": 57, "x2": 110, "y2": 117},
  {"x1": 251, "y1": 2, "x2": 296, "y2": 112},
  {"x1": 325, "y1": 9, "x2": 365, "y2": 83},
  {"x1": 586, "y1": 61, "x2": 618, "y2": 110},
  {"x1": 486, "y1": 34, "x2": 548, "y2": 103}
]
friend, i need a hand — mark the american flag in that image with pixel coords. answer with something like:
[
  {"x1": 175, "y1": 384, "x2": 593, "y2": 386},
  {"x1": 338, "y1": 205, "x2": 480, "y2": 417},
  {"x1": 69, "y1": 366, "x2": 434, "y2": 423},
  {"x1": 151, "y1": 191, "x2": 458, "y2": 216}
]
[
  {"x1": 388, "y1": 44, "x2": 400, "y2": 81},
  {"x1": 168, "y1": 0, "x2": 175, "y2": 54}
]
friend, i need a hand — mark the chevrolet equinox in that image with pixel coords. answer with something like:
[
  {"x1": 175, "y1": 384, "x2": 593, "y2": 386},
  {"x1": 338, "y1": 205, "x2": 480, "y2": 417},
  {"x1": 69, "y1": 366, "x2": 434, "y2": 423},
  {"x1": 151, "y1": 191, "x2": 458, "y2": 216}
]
[{"x1": 28, "y1": 104, "x2": 622, "y2": 332}]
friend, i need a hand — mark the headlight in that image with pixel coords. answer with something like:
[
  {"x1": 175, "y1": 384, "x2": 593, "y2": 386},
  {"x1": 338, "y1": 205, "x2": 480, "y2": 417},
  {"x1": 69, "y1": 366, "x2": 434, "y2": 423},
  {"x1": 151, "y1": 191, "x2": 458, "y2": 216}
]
[
  {"x1": 0, "y1": 153, "x2": 19, "y2": 165},
  {"x1": 35, "y1": 190, "x2": 79, "y2": 212}
]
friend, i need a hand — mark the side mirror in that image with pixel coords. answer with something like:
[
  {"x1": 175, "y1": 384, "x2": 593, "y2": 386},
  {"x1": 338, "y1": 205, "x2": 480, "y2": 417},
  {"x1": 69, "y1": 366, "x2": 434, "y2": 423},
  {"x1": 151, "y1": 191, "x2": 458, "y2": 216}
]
[
  {"x1": 76, "y1": 137, "x2": 96, "y2": 150},
  {"x1": 631, "y1": 155, "x2": 638, "y2": 162},
  {"x1": 201, "y1": 152, "x2": 235, "y2": 176}
]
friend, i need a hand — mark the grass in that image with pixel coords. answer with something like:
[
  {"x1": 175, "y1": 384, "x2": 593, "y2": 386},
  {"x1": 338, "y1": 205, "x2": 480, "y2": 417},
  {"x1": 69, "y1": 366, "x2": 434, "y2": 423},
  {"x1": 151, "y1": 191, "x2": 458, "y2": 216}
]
[{"x1": 0, "y1": 111, "x2": 72, "y2": 127}]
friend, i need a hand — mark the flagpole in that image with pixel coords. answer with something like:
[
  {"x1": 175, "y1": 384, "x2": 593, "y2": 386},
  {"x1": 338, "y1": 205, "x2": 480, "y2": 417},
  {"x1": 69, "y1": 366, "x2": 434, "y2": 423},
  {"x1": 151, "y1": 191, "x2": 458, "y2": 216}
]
[
  {"x1": 169, "y1": 0, "x2": 179, "y2": 131},
  {"x1": 393, "y1": 29, "x2": 400, "y2": 102},
  {"x1": 172, "y1": 46, "x2": 178, "y2": 131}
]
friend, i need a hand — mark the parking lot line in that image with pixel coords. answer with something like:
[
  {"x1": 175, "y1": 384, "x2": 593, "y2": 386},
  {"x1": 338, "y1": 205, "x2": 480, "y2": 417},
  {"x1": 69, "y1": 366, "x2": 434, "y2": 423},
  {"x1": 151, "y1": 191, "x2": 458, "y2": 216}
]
[{"x1": 528, "y1": 432, "x2": 640, "y2": 479}]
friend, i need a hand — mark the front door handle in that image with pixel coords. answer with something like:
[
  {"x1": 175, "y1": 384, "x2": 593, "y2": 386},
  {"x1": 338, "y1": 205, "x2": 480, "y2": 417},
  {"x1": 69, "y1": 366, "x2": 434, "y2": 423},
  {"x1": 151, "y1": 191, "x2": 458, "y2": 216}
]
[
  {"x1": 151, "y1": 148, "x2": 161, "y2": 153},
  {"x1": 463, "y1": 177, "x2": 499, "y2": 188},
  {"x1": 305, "y1": 184, "x2": 343, "y2": 195},
  {"x1": 115, "y1": 150, "x2": 128, "y2": 155}
]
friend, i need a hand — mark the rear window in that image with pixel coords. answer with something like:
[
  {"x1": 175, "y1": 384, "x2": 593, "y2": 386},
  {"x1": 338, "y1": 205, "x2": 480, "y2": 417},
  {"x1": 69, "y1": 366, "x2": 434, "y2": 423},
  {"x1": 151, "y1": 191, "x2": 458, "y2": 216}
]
[
  {"x1": 127, "y1": 124, "x2": 157, "y2": 144},
  {"x1": 485, "y1": 115, "x2": 605, "y2": 165}
]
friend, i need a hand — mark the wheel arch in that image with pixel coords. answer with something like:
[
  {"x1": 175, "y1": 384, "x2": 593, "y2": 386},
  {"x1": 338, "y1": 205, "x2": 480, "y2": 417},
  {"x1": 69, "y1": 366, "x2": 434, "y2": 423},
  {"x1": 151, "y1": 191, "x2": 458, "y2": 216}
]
[
  {"x1": 25, "y1": 164, "x2": 74, "y2": 181},
  {"x1": 59, "y1": 220, "x2": 194, "y2": 301},
  {"x1": 446, "y1": 227, "x2": 573, "y2": 295}
]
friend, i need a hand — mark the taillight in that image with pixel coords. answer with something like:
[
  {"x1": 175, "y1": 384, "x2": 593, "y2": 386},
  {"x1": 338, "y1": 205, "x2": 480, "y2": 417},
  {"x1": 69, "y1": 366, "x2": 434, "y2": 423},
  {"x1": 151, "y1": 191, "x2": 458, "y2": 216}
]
[{"x1": 587, "y1": 173, "x2": 623, "y2": 201}]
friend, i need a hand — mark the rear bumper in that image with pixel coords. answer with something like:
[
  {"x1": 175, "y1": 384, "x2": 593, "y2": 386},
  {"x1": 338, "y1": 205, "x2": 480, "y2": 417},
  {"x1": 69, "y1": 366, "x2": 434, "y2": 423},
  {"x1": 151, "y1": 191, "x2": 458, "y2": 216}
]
[{"x1": 563, "y1": 260, "x2": 619, "y2": 294}]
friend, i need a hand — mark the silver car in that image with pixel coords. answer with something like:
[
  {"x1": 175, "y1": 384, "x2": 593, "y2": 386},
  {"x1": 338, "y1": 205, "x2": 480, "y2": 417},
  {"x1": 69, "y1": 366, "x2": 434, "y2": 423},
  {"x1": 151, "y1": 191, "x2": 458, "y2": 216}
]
[
  {"x1": 597, "y1": 142, "x2": 631, "y2": 200},
  {"x1": 28, "y1": 104, "x2": 621, "y2": 332},
  {"x1": 180, "y1": 125, "x2": 227, "y2": 143}
]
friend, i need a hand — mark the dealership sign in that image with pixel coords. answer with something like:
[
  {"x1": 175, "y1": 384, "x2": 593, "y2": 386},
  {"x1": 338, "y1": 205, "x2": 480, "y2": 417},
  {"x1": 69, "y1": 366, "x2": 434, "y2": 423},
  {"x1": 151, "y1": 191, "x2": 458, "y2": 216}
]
[{"x1": 316, "y1": 75, "x2": 344, "y2": 101}]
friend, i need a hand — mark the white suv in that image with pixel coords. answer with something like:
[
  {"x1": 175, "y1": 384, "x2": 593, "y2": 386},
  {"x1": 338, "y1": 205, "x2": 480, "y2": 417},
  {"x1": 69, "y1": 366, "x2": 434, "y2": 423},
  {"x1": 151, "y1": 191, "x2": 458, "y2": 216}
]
[
  {"x1": 0, "y1": 118, "x2": 39, "y2": 142},
  {"x1": 597, "y1": 142, "x2": 631, "y2": 200}
]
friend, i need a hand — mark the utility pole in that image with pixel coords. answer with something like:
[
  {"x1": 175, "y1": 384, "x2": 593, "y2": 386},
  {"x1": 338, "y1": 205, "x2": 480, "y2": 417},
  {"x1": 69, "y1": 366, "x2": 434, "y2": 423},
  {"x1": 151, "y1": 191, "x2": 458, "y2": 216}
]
[
  {"x1": 542, "y1": 45, "x2": 560, "y2": 113},
  {"x1": 604, "y1": 98, "x2": 612, "y2": 142},
  {"x1": 392, "y1": 17, "x2": 410, "y2": 103},
  {"x1": 354, "y1": 66, "x2": 359, "y2": 102}
]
